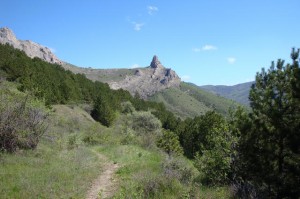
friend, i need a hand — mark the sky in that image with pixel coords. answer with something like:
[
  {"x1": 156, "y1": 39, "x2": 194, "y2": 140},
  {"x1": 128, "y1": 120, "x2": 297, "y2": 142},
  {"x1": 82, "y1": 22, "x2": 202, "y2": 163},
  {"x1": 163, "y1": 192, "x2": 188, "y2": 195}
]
[{"x1": 1, "y1": 0, "x2": 300, "y2": 85}]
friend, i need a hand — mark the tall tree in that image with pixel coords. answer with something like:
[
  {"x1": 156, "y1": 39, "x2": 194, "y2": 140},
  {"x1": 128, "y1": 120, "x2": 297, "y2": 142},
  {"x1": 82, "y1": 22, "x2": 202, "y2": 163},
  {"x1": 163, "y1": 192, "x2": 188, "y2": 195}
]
[{"x1": 235, "y1": 48, "x2": 300, "y2": 198}]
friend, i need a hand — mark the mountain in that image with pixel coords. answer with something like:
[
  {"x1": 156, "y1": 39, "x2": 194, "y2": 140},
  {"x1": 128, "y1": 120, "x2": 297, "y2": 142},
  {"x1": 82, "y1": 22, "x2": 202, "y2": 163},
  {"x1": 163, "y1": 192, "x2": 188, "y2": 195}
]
[
  {"x1": 63, "y1": 55, "x2": 181, "y2": 99},
  {"x1": 0, "y1": 27, "x2": 181, "y2": 99},
  {"x1": 149, "y1": 82, "x2": 240, "y2": 118},
  {"x1": 200, "y1": 81, "x2": 254, "y2": 105},
  {"x1": 0, "y1": 27, "x2": 62, "y2": 65},
  {"x1": 0, "y1": 27, "x2": 242, "y2": 117}
]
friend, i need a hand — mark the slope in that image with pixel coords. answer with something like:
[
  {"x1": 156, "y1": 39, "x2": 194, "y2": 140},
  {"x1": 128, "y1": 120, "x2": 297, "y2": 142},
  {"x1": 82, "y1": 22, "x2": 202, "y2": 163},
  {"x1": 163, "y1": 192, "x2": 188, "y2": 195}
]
[
  {"x1": 200, "y1": 81, "x2": 253, "y2": 106},
  {"x1": 149, "y1": 82, "x2": 240, "y2": 118}
]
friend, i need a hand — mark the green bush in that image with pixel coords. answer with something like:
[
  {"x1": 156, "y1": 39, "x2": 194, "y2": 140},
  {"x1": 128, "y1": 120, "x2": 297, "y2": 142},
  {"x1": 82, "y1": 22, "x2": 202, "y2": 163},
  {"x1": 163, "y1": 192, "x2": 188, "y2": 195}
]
[
  {"x1": 130, "y1": 111, "x2": 161, "y2": 133},
  {"x1": 157, "y1": 130, "x2": 183, "y2": 156},
  {"x1": 121, "y1": 101, "x2": 135, "y2": 114},
  {"x1": 0, "y1": 91, "x2": 48, "y2": 152}
]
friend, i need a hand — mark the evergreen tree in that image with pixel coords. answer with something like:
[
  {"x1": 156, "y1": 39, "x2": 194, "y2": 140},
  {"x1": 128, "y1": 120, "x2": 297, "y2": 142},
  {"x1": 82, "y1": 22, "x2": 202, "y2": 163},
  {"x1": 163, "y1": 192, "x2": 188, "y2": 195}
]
[
  {"x1": 91, "y1": 95, "x2": 116, "y2": 127},
  {"x1": 235, "y1": 48, "x2": 300, "y2": 198}
]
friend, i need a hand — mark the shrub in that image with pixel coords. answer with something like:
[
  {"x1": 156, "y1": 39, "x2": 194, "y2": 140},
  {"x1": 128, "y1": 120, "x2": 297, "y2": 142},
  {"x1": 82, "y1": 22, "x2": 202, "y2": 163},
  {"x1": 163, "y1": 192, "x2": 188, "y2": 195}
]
[
  {"x1": 130, "y1": 111, "x2": 161, "y2": 134},
  {"x1": 121, "y1": 101, "x2": 135, "y2": 114},
  {"x1": 161, "y1": 156, "x2": 197, "y2": 186},
  {"x1": 157, "y1": 130, "x2": 183, "y2": 156},
  {"x1": 0, "y1": 93, "x2": 48, "y2": 152}
]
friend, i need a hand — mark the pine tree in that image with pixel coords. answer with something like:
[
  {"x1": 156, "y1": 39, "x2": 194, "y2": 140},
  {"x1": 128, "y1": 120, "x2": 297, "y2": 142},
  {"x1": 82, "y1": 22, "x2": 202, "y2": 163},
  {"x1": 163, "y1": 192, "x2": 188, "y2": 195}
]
[
  {"x1": 235, "y1": 48, "x2": 300, "y2": 198},
  {"x1": 91, "y1": 94, "x2": 116, "y2": 127}
]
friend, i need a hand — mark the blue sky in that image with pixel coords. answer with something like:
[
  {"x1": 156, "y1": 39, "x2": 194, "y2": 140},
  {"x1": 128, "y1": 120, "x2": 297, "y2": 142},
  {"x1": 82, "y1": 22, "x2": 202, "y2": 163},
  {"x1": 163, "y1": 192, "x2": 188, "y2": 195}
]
[{"x1": 1, "y1": 0, "x2": 300, "y2": 85}]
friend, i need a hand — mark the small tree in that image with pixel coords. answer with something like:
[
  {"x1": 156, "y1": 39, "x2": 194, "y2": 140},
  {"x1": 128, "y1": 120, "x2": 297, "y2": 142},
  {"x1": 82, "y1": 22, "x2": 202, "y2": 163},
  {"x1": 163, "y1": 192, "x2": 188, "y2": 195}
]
[
  {"x1": 193, "y1": 119, "x2": 233, "y2": 185},
  {"x1": 91, "y1": 95, "x2": 116, "y2": 127},
  {"x1": 179, "y1": 111, "x2": 235, "y2": 185},
  {"x1": 156, "y1": 130, "x2": 183, "y2": 156}
]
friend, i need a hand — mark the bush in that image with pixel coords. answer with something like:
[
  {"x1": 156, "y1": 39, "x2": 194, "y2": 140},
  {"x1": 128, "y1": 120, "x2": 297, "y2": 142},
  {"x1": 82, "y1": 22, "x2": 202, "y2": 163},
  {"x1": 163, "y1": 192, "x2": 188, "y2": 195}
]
[
  {"x1": 121, "y1": 101, "x2": 135, "y2": 114},
  {"x1": 0, "y1": 93, "x2": 48, "y2": 152},
  {"x1": 157, "y1": 130, "x2": 183, "y2": 156},
  {"x1": 130, "y1": 111, "x2": 161, "y2": 134},
  {"x1": 162, "y1": 156, "x2": 197, "y2": 186}
]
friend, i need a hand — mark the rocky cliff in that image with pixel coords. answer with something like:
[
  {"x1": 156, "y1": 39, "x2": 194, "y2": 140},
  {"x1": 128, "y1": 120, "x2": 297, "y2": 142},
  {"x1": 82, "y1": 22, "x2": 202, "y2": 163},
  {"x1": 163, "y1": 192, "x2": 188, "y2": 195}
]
[{"x1": 0, "y1": 27, "x2": 62, "y2": 64}]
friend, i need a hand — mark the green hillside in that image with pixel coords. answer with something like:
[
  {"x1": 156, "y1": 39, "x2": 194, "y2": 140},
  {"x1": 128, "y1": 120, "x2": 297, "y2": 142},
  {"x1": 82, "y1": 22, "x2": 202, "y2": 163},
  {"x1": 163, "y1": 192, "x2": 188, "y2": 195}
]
[
  {"x1": 149, "y1": 87, "x2": 210, "y2": 118},
  {"x1": 149, "y1": 82, "x2": 240, "y2": 118},
  {"x1": 200, "y1": 82, "x2": 253, "y2": 106}
]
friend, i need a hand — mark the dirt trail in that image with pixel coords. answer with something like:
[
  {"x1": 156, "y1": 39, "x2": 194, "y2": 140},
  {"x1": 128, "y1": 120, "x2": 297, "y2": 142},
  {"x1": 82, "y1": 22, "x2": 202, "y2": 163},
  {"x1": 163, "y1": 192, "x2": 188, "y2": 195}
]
[{"x1": 86, "y1": 152, "x2": 119, "y2": 199}]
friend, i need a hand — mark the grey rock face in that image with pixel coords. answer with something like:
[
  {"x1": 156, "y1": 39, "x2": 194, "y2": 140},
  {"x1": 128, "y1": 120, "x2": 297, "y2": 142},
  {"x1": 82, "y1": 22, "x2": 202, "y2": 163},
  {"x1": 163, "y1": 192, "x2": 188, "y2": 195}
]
[
  {"x1": 150, "y1": 55, "x2": 164, "y2": 68},
  {"x1": 108, "y1": 55, "x2": 181, "y2": 98},
  {"x1": 0, "y1": 27, "x2": 62, "y2": 65}
]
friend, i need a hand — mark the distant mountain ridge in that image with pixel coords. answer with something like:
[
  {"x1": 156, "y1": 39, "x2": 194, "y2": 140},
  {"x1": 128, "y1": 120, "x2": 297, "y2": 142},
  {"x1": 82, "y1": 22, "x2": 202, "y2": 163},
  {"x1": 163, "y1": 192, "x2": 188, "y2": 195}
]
[{"x1": 200, "y1": 81, "x2": 254, "y2": 105}]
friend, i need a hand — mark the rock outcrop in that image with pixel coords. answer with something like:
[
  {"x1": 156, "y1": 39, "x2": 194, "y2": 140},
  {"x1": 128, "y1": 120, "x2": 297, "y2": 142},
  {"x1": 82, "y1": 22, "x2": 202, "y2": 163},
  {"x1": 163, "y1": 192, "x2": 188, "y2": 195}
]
[
  {"x1": 150, "y1": 55, "x2": 164, "y2": 68},
  {"x1": 108, "y1": 55, "x2": 181, "y2": 98},
  {"x1": 0, "y1": 27, "x2": 62, "y2": 64}
]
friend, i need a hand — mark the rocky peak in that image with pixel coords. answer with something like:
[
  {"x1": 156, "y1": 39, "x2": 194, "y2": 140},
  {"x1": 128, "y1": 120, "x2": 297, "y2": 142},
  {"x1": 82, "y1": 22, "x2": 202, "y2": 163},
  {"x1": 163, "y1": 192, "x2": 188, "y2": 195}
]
[
  {"x1": 150, "y1": 55, "x2": 164, "y2": 69},
  {"x1": 0, "y1": 27, "x2": 18, "y2": 44},
  {"x1": 0, "y1": 27, "x2": 62, "y2": 65},
  {"x1": 108, "y1": 56, "x2": 181, "y2": 99}
]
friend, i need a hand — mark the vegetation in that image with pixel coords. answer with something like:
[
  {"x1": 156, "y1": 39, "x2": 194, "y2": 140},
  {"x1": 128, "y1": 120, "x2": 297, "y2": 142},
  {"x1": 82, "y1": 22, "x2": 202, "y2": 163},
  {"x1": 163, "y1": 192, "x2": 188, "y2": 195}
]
[
  {"x1": 200, "y1": 81, "x2": 253, "y2": 106},
  {"x1": 149, "y1": 82, "x2": 241, "y2": 118},
  {"x1": 178, "y1": 111, "x2": 235, "y2": 185},
  {"x1": 1, "y1": 42, "x2": 299, "y2": 198},
  {"x1": 232, "y1": 48, "x2": 300, "y2": 198},
  {"x1": 156, "y1": 130, "x2": 183, "y2": 156},
  {"x1": 0, "y1": 87, "x2": 104, "y2": 198},
  {"x1": 0, "y1": 82, "x2": 48, "y2": 152}
]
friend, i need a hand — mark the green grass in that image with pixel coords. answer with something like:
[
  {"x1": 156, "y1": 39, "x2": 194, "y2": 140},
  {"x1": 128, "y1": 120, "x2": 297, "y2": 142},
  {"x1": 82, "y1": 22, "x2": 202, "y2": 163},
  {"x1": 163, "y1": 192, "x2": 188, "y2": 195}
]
[
  {"x1": 0, "y1": 143, "x2": 102, "y2": 198},
  {"x1": 0, "y1": 85, "x2": 106, "y2": 198},
  {"x1": 96, "y1": 145, "x2": 163, "y2": 184}
]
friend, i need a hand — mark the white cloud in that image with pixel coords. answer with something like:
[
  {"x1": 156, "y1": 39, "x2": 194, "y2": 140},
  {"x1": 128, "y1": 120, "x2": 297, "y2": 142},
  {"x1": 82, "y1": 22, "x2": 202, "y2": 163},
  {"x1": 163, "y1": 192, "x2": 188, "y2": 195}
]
[
  {"x1": 130, "y1": 64, "x2": 141, "y2": 69},
  {"x1": 132, "y1": 22, "x2": 144, "y2": 31},
  {"x1": 202, "y1": 45, "x2": 217, "y2": 51},
  {"x1": 227, "y1": 57, "x2": 236, "y2": 64},
  {"x1": 193, "y1": 45, "x2": 217, "y2": 52},
  {"x1": 181, "y1": 75, "x2": 191, "y2": 81},
  {"x1": 148, "y1": 6, "x2": 158, "y2": 15}
]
